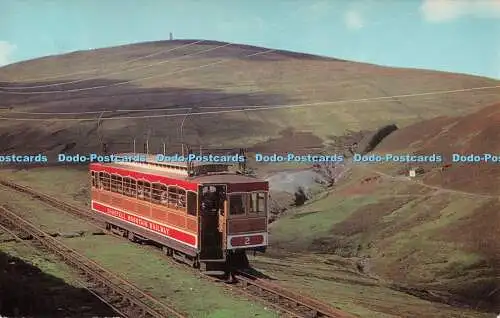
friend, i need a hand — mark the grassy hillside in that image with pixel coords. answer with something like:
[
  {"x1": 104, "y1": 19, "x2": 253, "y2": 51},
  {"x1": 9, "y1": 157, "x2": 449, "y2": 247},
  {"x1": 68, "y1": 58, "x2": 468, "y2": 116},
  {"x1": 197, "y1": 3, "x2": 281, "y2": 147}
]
[
  {"x1": 1, "y1": 39, "x2": 499, "y2": 316},
  {"x1": 269, "y1": 103, "x2": 500, "y2": 314},
  {"x1": 0, "y1": 39, "x2": 499, "y2": 155}
]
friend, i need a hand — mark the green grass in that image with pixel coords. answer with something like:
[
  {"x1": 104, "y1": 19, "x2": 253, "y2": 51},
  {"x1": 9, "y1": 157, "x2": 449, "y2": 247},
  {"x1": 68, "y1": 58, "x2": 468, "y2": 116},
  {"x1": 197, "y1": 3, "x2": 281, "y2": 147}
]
[
  {"x1": 0, "y1": 188, "x2": 96, "y2": 233},
  {"x1": 251, "y1": 254, "x2": 490, "y2": 318},
  {"x1": 1, "y1": 166, "x2": 496, "y2": 317},
  {"x1": 0, "y1": 167, "x2": 89, "y2": 208},
  {"x1": 1, "y1": 242, "x2": 81, "y2": 287},
  {"x1": 0, "y1": 181, "x2": 278, "y2": 317},
  {"x1": 66, "y1": 236, "x2": 277, "y2": 318},
  {"x1": 270, "y1": 194, "x2": 378, "y2": 244},
  {"x1": 266, "y1": 164, "x2": 494, "y2": 317}
]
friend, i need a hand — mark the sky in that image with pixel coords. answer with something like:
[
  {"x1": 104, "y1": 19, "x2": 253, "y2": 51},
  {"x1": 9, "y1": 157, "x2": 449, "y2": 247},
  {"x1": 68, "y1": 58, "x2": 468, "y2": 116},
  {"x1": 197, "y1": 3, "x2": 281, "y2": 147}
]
[{"x1": 0, "y1": 0, "x2": 499, "y2": 79}]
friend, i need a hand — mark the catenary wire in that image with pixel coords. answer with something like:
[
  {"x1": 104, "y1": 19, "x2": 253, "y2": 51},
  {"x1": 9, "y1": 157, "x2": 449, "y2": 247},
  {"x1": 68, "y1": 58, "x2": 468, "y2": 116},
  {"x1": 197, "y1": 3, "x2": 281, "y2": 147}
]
[
  {"x1": 1, "y1": 76, "x2": 374, "y2": 115},
  {"x1": 0, "y1": 9, "x2": 420, "y2": 86},
  {"x1": 0, "y1": 40, "x2": 205, "y2": 84},
  {"x1": 0, "y1": 48, "x2": 275, "y2": 94},
  {"x1": 0, "y1": 84, "x2": 497, "y2": 121},
  {"x1": 0, "y1": 41, "x2": 230, "y2": 90}
]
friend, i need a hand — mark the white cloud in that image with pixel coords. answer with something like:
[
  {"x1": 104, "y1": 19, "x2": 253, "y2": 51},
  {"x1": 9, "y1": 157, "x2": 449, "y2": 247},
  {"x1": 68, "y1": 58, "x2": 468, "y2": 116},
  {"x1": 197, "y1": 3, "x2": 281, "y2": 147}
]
[
  {"x1": 420, "y1": 0, "x2": 500, "y2": 22},
  {"x1": 345, "y1": 10, "x2": 364, "y2": 30},
  {"x1": 297, "y1": 1, "x2": 332, "y2": 21},
  {"x1": 0, "y1": 41, "x2": 17, "y2": 66}
]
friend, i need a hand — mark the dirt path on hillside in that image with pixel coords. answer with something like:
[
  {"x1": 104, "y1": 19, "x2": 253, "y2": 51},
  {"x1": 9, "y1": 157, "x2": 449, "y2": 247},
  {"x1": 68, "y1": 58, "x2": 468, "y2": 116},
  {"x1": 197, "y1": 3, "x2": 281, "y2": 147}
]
[{"x1": 357, "y1": 164, "x2": 497, "y2": 199}]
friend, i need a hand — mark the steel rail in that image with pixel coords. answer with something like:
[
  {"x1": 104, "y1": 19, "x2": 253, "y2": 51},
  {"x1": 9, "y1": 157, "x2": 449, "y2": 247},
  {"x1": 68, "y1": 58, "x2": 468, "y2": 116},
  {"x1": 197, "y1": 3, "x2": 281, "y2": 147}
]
[
  {"x1": 0, "y1": 221, "x2": 129, "y2": 317},
  {"x1": 0, "y1": 178, "x2": 352, "y2": 317},
  {"x1": 0, "y1": 204, "x2": 185, "y2": 318}
]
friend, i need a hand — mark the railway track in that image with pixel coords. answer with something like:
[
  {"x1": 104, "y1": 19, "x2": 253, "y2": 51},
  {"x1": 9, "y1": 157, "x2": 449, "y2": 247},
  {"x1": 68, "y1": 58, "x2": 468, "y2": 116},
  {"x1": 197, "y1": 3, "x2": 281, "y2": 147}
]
[
  {"x1": 233, "y1": 271, "x2": 351, "y2": 318},
  {"x1": 0, "y1": 204, "x2": 185, "y2": 318},
  {"x1": 0, "y1": 178, "x2": 353, "y2": 318}
]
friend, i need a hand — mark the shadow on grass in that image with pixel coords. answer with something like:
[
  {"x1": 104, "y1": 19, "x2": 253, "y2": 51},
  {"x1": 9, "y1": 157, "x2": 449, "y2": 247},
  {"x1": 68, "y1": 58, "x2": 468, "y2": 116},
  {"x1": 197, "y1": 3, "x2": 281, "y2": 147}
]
[
  {"x1": 0, "y1": 250, "x2": 117, "y2": 317},
  {"x1": 0, "y1": 77, "x2": 294, "y2": 155}
]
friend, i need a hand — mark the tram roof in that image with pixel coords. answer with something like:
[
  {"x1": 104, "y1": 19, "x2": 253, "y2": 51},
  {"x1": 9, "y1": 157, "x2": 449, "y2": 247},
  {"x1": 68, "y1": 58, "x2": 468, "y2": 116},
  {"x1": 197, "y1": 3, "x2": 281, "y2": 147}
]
[
  {"x1": 117, "y1": 153, "x2": 233, "y2": 168},
  {"x1": 91, "y1": 161, "x2": 266, "y2": 184}
]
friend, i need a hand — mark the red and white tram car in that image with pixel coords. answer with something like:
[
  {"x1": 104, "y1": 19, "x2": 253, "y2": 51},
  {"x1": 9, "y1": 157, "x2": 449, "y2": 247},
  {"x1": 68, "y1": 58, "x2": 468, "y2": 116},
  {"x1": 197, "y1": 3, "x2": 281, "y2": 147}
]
[{"x1": 89, "y1": 154, "x2": 268, "y2": 270}]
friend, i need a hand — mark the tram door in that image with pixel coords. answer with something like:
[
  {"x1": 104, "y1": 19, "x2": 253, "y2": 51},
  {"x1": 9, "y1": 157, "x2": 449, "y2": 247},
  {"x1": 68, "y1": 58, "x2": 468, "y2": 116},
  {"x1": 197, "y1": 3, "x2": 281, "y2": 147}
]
[{"x1": 199, "y1": 184, "x2": 227, "y2": 260}]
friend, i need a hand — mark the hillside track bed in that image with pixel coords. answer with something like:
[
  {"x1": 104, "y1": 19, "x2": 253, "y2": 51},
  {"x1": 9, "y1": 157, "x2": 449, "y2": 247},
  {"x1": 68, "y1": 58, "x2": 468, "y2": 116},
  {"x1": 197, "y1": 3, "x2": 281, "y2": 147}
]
[
  {"x1": 0, "y1": 178, "x2": 352, "y2": 318},
  {"x1": 0, "y1": 205, "x2": 185, "y2": 318},
  {"x1": 234, "y1": 270, "x2": 353, "y2": 318}
]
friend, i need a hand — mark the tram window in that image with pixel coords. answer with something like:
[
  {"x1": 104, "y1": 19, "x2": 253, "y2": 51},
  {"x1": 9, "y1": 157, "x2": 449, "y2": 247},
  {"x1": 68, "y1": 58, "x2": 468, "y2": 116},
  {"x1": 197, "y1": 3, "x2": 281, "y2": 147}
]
[
  {"x1": 97, "y1": 172, "x2": 103, "y2": 189},
  {"x1": 178, "y1": 189, "x2": 186, "y2": 209},
  {"x1": 257, "y1": 193, "x2": 266, "y2": 213},
  {"x1": 113, "y1": 175, "x2": 123, "y2": 193},
  {"x1": 249, "y1": 193, "x2": 257, "y2": 213},
  {"x1": 168, "y1": 186, "x2": 186, "y2": 209},
  {"x1": 110, "y1": 175, "x2": 116, "y2": 191},
  {"x1": 159, "y1": 184, "x2": 168, "y2": 205},
  {"x1": 229, "y1": 194, "x2": 245, "y2": 215},
  {"x1": 101, "y1": 173, "x2": 111, "y2": 191},
  {"x1": 167, "y1": 186, "x2": 178, "y2": 208},
  {"x1": 151, "y1": 183, "x2": 163, "y2": 204},
  {"x1": 187, "y1": 192, "x2": 197, "y2": 216},
  {"x1": 91, "y1": 172, "x2": 97, "y2": 187},
  {"x1": 123, "y1": 178, "x2": 129, "y2": 196},
  {"x1": 110, "y1": 175, "x2": 118, "y2": 192},
  {"x1": 115, "y1": 175, "x2": 123, "y2": 193},
  {"x1": 137, "y1": 181, "x2": 151, "y2": 201},
  {"x1": 123, "y1": 177, "x2": 135, "y2": 197}
]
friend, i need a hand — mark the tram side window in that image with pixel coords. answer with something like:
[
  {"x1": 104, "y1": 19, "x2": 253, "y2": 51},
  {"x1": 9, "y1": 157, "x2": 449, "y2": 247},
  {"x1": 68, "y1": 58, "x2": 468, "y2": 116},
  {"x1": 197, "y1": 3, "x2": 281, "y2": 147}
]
[
  {"x1": 110, "y1": 175, "x2": 123, "y2": 193},
  {"x1": 97, "y1": 172, "x2": 103, "y2": 189},
  {"x1": 249, "y1": 193, "x2": 257, "y2": 213},
  {"x1": 123, "y1": 177, "x2": 136, "y2": 197},
  {"x1": 168, "y1": 186, "x2": 186, "y2": 210},
  {"x1": 151, "y1": 183, "x2": 163, "y2": 204},
  {"x1": 91, "y1": 172, "x2": 97, "y2": 187},
  {"x1": 110, "y1": 175, "x2": 117, "y2": 192},
  {"x1": 93, "y1": 172, "x2": 99, "y2": 187},
  {"x1": 229, "y1": 194, "x2": 245, "y2": 215},
  {"x1": 159, "y1": 184, "x2": 168, "y2": 205},
  {"x1": 167, "y1": 186, "x2": 178, "y2": 208},
  {"x1": 187, "y1": 192, "x2": 197, "y2": 216},
  {"x1": 257, "y1": 193, "x2": 266, "y2": 213},
  {"x1": 177, "y1": 189, "x2": 186, "y2": 209},
  {"x1": 101, "y1": 173, "x2": 111, "y2": 191},
  {"x1": 137, "y1": 181, "x2": 151, "y2": 202}
]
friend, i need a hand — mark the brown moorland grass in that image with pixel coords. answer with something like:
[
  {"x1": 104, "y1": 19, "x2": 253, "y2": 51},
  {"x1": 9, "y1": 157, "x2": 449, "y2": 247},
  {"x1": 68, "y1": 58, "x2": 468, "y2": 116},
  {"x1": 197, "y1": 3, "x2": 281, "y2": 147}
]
[{"x1": 0, "y1": 40, "x2": 498, "y2": 155}]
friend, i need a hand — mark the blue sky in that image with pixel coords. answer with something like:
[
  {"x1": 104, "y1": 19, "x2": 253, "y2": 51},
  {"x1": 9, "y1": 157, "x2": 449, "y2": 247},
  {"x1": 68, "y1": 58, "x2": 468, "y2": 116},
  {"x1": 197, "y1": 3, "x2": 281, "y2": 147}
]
[{"x1": 1, "y1": 0, "x2": 499, "y2": 79}]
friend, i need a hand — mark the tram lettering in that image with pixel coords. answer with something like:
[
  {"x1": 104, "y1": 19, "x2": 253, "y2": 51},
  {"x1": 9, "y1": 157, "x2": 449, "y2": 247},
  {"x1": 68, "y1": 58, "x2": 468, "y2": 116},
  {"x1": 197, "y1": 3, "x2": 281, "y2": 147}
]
[
  {"x1": 106, "y1": 207, "x2": 124, "y2": 218},
  {"x1": 127, "y1": 215, "x2": 139, "y2": 225}
]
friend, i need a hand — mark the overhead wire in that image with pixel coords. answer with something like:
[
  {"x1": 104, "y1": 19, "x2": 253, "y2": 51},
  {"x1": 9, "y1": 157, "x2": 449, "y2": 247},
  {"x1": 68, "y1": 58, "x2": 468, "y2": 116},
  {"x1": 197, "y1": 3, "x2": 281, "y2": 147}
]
[
  {"x1": 0, "y1": 8, "x2": 419, "y2": 87},
  {"x1": 0, "y1": 84, "x2": 497, "y2": 121},
  {"x1": 1, "y1": 76, "x2": 371, "y2": 115},
  {"x1": 0, "y1": 40, "x2": 205, "y2": 84},
  {"x1": 0, "y1": 42, "x2": 232, "y2": 91},
  {"x1": 0, "y1": 47, "x2": 275, "y2": 94}
]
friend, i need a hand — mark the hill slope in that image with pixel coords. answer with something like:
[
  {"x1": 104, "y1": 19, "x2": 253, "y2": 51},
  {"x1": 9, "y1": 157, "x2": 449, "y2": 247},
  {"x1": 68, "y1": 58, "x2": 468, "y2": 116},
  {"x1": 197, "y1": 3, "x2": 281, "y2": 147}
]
[
  {"x1": 0, "y1": 39, "x2": 499, "y2": 155},
  {"x1": 269, "y1": 103, "x2": 500, "y2": 314},
  {"x1": 377, "y1": 102, "x2": 500, "y2": 195}
]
